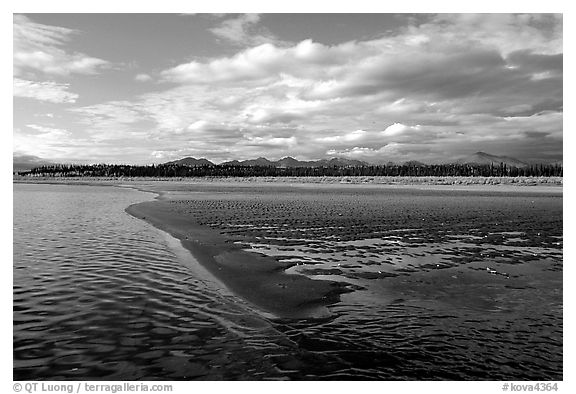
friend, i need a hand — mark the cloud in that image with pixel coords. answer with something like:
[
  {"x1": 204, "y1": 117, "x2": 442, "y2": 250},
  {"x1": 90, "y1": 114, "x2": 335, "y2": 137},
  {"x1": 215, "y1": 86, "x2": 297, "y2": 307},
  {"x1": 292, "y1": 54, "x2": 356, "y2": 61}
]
[
  {"x1": 382, "y1": 123, "x2": 421, "y2": 136},
  {"x1": 242, "y1": 136, "x2": 297, "y2": 148},
  {"x1": 326, "y1": 142, "x2": 453, "y2": 164},
  {"x1": 318, "y1": 129, "x2": 369, "y2": 143},
  {"x1": 54, "y1": 14, "x2": 561, "y2": 164},
  {"x1": 14, "y1": 123, "x2": 155, "y2": 164},
  {"x1": 314, "y1": 124, "x2": 429, "y2": 156},
  {"x1": 422, "y1": 14, "x2": 563, "y2": 56},
  {"x1": 69, "y1": 101, "x2": 152, "y2": 142},
  {"x1": 161, "y1": 39, "x2": 347, "y2": 84},
  {"x1": 25, "y1": 124, "x2": 70, "y2": 135},
  {"x1": 135, "y1": 73, "x2": 152, "y2": 82},
  {"x1": 15, "y1": 124, "x2": 73, "y2": 158},
  {"x1": 161, "y1": 43, "x2": 284, "y2": 84},
  {"x1": 14, "y1": 78, "x2": 79, "y2": 103},
  {"x1": 209, "y1": 14, "x2": 287, "y2": 47},
  {"x1": 151, "y1": 150, "x2": 174, "y2": 159},
  {"x1": 506, "y1": 50, "x2": 562, "y2": 75},
  {"x1": 14, "y1": 14, "x2": 109, "y2": 77}
]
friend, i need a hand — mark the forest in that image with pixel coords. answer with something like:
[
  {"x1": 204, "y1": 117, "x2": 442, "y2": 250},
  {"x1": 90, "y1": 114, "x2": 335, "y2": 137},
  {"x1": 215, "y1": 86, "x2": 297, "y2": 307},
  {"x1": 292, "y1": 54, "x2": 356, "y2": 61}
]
[{"x1": 18, "y1": 162, "x2": 563, "y2": 178}]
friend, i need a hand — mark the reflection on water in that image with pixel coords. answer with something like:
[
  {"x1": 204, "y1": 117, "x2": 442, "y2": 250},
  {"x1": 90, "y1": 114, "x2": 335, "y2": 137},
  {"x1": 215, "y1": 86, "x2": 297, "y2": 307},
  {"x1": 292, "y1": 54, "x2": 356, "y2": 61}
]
[{"x1": 13, "y1": 183, "x2": 562, "y2": 380}]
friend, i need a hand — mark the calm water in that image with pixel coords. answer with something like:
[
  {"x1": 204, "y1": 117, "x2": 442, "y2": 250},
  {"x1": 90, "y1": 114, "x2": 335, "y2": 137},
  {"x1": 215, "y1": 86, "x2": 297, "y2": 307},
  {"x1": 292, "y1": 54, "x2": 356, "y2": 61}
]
[{"x1": 13, "y1": 183, "x2": 562, "y2": 380}]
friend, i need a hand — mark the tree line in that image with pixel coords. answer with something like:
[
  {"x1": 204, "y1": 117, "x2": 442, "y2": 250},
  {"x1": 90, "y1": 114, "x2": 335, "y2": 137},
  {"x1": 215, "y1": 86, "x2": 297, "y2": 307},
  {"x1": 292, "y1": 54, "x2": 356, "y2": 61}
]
[{"x1": 18, "y1": 162, "x2": 563, "y2": 178}]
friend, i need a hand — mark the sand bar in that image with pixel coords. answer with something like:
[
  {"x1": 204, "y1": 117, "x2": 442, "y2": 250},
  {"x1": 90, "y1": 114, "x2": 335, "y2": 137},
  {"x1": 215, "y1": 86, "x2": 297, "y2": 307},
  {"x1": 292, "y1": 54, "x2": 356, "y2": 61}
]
[{"x1": 126, "y1": 196, "x2": 352, "y2": 319}]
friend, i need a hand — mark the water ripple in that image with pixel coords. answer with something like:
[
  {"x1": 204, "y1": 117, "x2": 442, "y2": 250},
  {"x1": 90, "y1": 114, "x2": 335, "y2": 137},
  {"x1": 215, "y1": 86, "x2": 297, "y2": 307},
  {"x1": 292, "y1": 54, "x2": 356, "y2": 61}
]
[{"x1": 14, "y1": 184, "x2": 294, "y2": 380}]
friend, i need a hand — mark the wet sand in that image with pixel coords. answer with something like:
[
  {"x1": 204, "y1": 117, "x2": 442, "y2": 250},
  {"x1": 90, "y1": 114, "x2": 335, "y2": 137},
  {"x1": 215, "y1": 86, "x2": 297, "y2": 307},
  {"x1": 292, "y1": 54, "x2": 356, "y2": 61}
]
[
  {"x1": 124, "y1": 179, "x2": 562, "y2": 321},
  {"x1": 127, "y1": 197, "x2": 351, "y2": 319}
]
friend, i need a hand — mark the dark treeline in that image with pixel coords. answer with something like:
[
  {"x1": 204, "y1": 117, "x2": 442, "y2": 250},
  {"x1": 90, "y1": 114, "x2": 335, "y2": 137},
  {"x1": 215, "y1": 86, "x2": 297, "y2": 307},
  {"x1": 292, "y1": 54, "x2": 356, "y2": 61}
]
[{"x1": 19, "y1": 162, "x2": 563, "y2": 178}]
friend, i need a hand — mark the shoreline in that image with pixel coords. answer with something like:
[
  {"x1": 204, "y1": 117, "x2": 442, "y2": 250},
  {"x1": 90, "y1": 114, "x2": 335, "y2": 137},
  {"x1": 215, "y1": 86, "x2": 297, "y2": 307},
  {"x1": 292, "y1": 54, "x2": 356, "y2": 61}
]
[
  {"x1": 13, "y1": 175, "x2": 563, "y2": 194},
  {"x1": 125, "y1": 196, "x2": 352, "y2": 320},
  {"x1": 15, "y1": 179, "x2": 352, "y2": 318}
]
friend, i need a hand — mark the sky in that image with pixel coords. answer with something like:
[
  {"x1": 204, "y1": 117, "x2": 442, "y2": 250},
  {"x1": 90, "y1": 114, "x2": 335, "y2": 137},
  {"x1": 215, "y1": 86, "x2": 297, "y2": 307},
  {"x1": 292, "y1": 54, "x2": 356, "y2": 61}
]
[{"x1": 13, "y1": 13, "x2": 563, "y2": 165}]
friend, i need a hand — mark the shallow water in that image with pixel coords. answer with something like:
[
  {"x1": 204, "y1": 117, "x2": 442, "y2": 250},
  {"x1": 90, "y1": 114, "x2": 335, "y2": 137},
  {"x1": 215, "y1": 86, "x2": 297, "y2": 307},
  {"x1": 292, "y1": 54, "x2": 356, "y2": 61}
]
[
  {"x1": 13, "y1": 184, "x2": 296, "y2": 380},
  {"x1": 13, "y1": 183, "x2": 562, "y2": 380},
  {"x1": 164, "y1": 184, "x2": 563, "y2": 380}
]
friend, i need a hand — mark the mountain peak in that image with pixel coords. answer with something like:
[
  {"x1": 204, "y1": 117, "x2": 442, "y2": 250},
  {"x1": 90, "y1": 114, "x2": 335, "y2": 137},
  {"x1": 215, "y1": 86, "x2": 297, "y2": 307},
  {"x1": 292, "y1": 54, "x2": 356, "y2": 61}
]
[{"x1": 165, "y1": 157, "x2": 214, "y2": 166}]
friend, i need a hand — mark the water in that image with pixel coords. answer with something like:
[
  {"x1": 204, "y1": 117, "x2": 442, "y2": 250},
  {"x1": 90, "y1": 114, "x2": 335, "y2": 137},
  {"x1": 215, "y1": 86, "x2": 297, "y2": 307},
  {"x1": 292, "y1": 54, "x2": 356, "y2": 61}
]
[
  {"x1": 13, "y1": 184, "x2": 294, "y2": 380},
  {"x1": 13, "y1": 183, "x2": 562, "y2": 380}
]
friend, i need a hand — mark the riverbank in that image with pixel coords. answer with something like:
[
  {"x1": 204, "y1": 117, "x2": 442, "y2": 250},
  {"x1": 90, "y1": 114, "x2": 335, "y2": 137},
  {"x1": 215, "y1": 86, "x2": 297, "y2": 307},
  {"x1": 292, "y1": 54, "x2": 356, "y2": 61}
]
[
  {"x1": 13, "y1": 174, "x2": 563, "y2": 186},
  {"x1": 13, "y1": 175, "x2": 563, "y2": 196}
]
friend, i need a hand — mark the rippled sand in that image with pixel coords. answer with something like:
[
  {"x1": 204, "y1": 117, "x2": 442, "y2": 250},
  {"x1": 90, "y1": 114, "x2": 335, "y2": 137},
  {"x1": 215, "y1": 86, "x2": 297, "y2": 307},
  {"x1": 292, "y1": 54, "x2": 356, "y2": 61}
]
[{"x1": 131, "y1": 182, "x2": 563, "y2": 380}]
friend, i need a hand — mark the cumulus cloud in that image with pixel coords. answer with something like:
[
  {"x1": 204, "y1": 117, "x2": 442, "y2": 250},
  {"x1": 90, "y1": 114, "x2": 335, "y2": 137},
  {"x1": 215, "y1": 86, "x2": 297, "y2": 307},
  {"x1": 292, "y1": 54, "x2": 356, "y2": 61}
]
[
  {"x1": 318, "y1": 129, "x2": 369, "y2": 144},
  {"x1": 382, "y1": 123, "x2": 421, "y2": 136},
  {"x1": 327, "y1": 143, "x2": 449, "y2": 164},
  {"x1": 14, "y1": 14, "x2": 109, "y2": 77},
  {"x1": 314, "y1": 124, "x2": 429, "y2": 157},
  {"x1": 14, "y1": 78, "x2": 79, "y2": 103},
  {"x1": 161, "y1": 40, "x2": 349, "y2": 84}
]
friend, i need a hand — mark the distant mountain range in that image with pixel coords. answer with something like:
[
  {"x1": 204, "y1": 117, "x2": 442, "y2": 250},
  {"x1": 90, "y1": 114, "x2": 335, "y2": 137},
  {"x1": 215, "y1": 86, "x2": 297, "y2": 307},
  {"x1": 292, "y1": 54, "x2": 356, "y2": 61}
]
[
  {"x1": 13, "y1": 152, "x2": 560, "y2": 173},
  {"x1": 13, "y1": 154, "x2": 54, "y2": 172},
  {"x1": 222, "y1": 157, "x2": 370, "y2": 168},
  {"x1": 165, "y1": 152, "x2": 538, "y2": 168},
  {"x1": 167, "y1": 156, "x2": 370, "y2": 168},
  {"x1": 455, "y1": 152, "x2": 529, "y2": 168}
]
